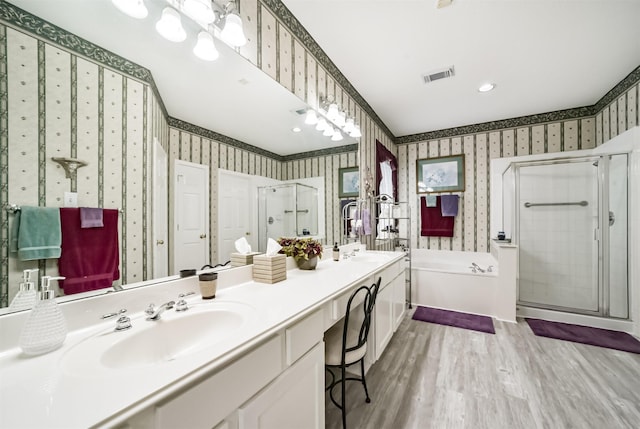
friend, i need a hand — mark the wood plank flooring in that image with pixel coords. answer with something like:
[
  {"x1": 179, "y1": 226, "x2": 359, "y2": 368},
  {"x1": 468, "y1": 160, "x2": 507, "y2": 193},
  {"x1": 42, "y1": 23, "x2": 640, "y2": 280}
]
[{"x1": 325, "y1": 310, "x2": 640, "y2": 429}]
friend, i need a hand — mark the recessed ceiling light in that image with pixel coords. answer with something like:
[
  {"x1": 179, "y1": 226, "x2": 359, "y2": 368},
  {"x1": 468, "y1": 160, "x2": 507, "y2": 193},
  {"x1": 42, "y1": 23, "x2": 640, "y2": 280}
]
[
  {"x1": 478, "y1": 83, "x2": 496, "y2": 93},
  {"x1": 292, "y1": 127, "x2": 301, "y2": 133}
]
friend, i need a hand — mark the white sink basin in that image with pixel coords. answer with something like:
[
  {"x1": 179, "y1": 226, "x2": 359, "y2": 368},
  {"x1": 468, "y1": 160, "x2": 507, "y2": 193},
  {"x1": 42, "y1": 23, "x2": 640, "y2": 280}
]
[{"x1": 61, "y1": 302, "x2": 253, "y2": 376}]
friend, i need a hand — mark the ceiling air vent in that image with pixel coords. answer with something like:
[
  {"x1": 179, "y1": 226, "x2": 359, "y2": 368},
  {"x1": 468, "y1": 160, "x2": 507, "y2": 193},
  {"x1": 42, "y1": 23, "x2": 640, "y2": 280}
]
[{"x1": 423, "y1": 66, "x2": 455, "y2": 84}]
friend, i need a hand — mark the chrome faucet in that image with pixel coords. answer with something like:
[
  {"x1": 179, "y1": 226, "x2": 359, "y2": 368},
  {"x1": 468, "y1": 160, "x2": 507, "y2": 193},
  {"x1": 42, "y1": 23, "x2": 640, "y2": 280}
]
[
  {"x1": 471, "y1": 262, "x2": 485, "y2": 273},
  {"x1": 145, "y1": 301, "x2": 176, "y2": 321}
]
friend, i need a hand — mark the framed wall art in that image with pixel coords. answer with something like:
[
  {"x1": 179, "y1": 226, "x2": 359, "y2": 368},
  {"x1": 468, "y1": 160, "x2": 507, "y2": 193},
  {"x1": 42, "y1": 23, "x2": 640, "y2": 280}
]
[
  {"x1": 416, "y1": 155, "x2": 465, "y2": 193},
  {"x1": 338, "y1": 166, "x2": 360, "y2": 197}
]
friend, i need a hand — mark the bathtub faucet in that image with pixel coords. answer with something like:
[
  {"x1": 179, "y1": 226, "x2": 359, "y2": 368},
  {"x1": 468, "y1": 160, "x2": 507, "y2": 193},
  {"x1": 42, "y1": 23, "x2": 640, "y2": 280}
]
[{"x1": 471, "y1": 262, "x2": 485, "y2": 273}]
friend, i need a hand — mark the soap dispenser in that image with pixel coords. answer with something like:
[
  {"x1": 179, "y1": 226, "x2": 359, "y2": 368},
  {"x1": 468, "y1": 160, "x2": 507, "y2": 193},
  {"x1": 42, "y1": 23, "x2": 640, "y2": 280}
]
[
  {"x1": 333, "y1": 242, "x2": 340, "y2": 261},
  {"x1": 19, "y1": 276, "x2": 67, "y2": 356},
  {"x1": 8, "y1": 268, "x2": 39, "y2": 311}
]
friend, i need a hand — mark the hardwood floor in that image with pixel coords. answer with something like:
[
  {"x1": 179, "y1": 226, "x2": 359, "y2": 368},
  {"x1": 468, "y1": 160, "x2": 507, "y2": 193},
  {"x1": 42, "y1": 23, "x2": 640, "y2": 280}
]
[{"x1": 325, "y1": 309, "x2": 640, "y2": 429}]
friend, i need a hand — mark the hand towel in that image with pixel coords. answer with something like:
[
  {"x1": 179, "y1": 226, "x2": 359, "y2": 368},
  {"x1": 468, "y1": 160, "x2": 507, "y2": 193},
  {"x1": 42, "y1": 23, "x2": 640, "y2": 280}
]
[
  {"x1": 426, "y1": 194, "x2": 437, "y2": 207},
  {"x1": 362, "y1": 208, "x2": 371, "y2": 235},
  {"x1": 420, "y1": 196, "x2": 454, "y2": 237},
  {"x1": 440, "y1": 194, "x2": 459, "y2": 216},
  {"x1": 58, "y1": 208, "x2": 120, "y2": 295},
  {"x1": 80, "y1": 207, "x2": 104, "y2": 228},
  {"x1": 13, "y1": 206, "x2": 62, "y2": 261}
]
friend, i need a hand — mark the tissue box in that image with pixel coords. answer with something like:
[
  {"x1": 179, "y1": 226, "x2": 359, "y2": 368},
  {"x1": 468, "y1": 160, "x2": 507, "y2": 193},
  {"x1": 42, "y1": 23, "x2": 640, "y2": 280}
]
[
  {"x1": 230, "y1": 252, "x2": 262, "y2": 267},
  {"x1": 252, "y1": 254, "x2": 287, "y2": 284}
]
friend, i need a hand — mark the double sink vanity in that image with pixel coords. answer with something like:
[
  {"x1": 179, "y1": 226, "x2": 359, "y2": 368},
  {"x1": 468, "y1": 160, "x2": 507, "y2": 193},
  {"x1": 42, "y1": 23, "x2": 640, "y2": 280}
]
[{"x1": 0, "y1": 248, "x2": 406, "y2": 429}]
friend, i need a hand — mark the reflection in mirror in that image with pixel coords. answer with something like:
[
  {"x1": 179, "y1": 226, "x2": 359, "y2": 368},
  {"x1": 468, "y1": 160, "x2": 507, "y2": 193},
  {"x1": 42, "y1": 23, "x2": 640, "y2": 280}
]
[{"x1": 1, "y1": 0, "x2": 355, "y2": 315}]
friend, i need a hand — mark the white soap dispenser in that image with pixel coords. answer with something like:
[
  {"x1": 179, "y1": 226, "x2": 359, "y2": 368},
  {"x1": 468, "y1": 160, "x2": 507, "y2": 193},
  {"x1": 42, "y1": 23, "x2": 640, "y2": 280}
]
[
  {"x1": 19, "y1": 275, "x2": 67, "y2": 356},
  {"x1": 8, "y1": 268, "x2": 39, "y2": 311}
]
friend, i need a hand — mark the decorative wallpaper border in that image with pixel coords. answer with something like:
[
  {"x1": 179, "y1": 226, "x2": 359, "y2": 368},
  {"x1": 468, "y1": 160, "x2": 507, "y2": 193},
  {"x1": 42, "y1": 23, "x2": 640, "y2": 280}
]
[
  {"x1": 282, "y1": 144, "x2": 358, "y2": 161},
  {"x1": 593, "y1": 65, "x2": 640, "y2": 113},
  {"x1": 261, "y1": 0, "x2": 395, "y2": 139}
]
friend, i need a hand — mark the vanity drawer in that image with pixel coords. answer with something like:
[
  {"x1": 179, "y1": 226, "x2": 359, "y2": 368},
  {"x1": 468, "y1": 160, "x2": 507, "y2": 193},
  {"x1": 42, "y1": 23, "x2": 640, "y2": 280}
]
[
  {"x1": 155, "y1": 335, "x2": 283, "y2": 429},
  {"x1": 285, "y1": 309, "x2": 323, "y2": 366}
]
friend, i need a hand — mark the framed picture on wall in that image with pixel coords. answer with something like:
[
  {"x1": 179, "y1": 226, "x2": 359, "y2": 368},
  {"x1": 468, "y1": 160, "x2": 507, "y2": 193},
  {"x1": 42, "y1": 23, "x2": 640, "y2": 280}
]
[
  {"x1": 416, "y1": 155, "x2": 465, "y2": 193},
  {"x1": 338, "y1": 166, "x2": 360, "y2": 197}
]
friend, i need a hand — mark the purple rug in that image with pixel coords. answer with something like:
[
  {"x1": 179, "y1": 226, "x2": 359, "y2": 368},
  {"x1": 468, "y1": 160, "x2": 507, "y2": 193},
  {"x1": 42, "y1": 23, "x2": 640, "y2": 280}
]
[
  {"x1": 412, "y1": 306, "x2": 495, "y2": 334},
  {"x1": 526, "y1": 318, "x2": 640, "y2": 354}
]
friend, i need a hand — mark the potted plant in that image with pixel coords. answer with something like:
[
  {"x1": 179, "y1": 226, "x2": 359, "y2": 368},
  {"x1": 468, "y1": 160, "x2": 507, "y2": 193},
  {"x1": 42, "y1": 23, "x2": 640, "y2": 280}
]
[{"x1": 278, "y1": 237, "x2": 323, "y2": 270}]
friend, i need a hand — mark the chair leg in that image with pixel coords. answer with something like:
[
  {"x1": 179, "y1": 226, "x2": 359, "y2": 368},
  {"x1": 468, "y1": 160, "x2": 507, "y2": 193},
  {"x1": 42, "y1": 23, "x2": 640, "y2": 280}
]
[
  {"x1": 341, "y1": 365, "x2": 347, "y2": 429},
  {"x1": 360, "y1": 359, "x2": 371, "y2": 403}
]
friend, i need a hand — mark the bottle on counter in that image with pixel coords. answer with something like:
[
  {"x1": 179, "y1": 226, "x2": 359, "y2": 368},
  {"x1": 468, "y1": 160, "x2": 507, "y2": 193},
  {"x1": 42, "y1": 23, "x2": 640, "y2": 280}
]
[
  {"x1": 333, "y1": 242, "x2": 340, "y2": 261},
  {"x1": 9, "y1": 268, "x2": 39, "y2": 311},
  {"x1": 18, "y1": 276, "x2": 67, "y2": 356}
]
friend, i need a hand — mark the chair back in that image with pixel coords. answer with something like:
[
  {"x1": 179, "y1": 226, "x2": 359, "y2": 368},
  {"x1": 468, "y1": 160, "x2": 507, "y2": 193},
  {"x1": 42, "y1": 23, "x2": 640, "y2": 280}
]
[{"x1": 341, "y1": 276, "x2": 382, "y2": 363}]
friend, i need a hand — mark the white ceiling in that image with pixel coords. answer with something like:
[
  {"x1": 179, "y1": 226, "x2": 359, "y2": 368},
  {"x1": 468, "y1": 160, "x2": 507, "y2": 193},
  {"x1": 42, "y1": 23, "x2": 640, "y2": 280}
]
[
  {"x1": 9, "y1": 0, "x2": 640, "y2": 151},
  {"x1": 282, "y1": 0, "x2": 640, "y2": 137}
]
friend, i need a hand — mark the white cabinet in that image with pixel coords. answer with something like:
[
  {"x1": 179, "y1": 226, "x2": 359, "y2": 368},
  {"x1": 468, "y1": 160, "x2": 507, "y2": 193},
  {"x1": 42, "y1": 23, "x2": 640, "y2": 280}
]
[
  {"x1": 238, "y1": 343, "x2": 325, "y2": 429},
  {"x1": 374, "y1": 282, "x2": 394, "y2": 361}
]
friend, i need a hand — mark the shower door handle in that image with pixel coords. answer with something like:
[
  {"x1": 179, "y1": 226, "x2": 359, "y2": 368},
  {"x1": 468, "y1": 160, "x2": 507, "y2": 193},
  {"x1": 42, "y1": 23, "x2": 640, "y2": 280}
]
[{"x1": 609, "y1": 211, "x2": 615, "y2": 226}]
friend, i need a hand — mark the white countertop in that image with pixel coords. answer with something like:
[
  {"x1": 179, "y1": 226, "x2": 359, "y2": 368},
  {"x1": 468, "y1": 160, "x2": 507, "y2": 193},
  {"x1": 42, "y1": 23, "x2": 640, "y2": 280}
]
[{"x1": 0, "y1": 251, "x2": 403, "y2": 429}]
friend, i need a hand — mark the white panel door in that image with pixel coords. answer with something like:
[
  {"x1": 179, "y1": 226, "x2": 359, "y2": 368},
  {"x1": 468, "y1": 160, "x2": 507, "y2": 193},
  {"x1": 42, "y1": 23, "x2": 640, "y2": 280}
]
[
  {"x1": 219, "y1": 171, "x2": 252, "y2": 264},
  {"x1": 153, "y1": 138, "x2": 168, "y2": 278},
  {"x1": 174, "y1": 160, "x2": 209, "y2": 274}
]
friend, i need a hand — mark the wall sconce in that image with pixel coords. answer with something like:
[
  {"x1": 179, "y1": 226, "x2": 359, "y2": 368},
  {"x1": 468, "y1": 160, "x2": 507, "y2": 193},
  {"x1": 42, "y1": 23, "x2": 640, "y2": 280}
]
[{"x1": 51, "y1": 157, "x2": 88, "y2": 180}]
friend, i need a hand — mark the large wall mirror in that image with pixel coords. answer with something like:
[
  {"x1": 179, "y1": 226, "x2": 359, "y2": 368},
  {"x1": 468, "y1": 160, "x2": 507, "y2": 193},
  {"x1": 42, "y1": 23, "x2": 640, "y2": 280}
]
[{"x1": 0, "y1": 0, "x2": 358, "y2": 314}]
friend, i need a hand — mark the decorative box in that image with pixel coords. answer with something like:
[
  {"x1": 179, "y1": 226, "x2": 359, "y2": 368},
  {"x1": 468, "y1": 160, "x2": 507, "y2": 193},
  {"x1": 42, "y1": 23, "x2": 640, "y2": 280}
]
[
  {"x1": 252, "y1": 254, "x2": 287, "y2": 284},
  {"x1": 230, "y1": 252, "x2": 263, "y2": 267}
]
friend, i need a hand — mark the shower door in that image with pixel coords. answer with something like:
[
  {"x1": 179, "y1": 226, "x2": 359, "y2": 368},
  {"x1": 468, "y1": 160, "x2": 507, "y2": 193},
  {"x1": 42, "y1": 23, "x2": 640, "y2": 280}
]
[{"x1": 516, "y1": 159, "x2": 600, "y2": 314}]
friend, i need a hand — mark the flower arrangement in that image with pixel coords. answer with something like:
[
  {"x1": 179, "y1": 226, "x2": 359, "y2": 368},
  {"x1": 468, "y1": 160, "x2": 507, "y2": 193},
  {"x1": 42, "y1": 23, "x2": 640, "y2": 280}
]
[{"x1": 278, "y1": 237, "x2": 323, "y2": 261}]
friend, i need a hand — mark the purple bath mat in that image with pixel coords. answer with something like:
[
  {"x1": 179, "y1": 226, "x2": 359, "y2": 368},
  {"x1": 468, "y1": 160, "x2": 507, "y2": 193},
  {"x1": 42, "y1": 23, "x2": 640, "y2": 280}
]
[
  {"x1": 412, "y1": 306, "x2": 495, "y2": 334},
  {"x1": 526, "y1": 318, "x2": 640, "y2": 354}
]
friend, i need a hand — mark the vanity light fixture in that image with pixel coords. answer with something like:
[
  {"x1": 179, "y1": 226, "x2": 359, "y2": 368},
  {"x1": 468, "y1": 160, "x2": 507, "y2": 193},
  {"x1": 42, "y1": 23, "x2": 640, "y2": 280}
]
[
  {"x1": 478, "y1": 82, "x2": 496, "y2": 93},
  {"x1": 304, "y1": 95, "x2": 362, "y2": 140},
  {"x1": 323, "y1": 125, "x2": 335, "y2": 137},
  {"x1": 316, "y1": 118, "x2": 328, "y2": 132},
  {"x1": 193, "y1": 31, "x2": 219, "y2": 61},
  {"x1": 219, "y1": 10, "x2": 247, "y2": 47},
  {"x1": 331, "y1": 130, "x2": 344, "y2": 142},
  {"x1": 156, "y1": 7, "x2": 186, "y2": 42},
  {"x1": 111, "y1": 0, "x2": 148, "y2": 19}
]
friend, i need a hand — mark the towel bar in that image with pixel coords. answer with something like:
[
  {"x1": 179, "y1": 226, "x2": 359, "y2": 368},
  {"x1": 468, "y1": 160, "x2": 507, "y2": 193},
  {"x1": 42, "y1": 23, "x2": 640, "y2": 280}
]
[
  {"x1": 6, "y1": 205, "x2": 124, "y2": 214},
  {"x1": 523, "y1": 201, "x2": 588, "y2": 208}
]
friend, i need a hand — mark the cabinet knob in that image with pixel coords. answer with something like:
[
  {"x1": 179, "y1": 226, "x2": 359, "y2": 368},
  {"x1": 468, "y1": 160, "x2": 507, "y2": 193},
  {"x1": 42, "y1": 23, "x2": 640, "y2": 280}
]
[
  {"x1": 245, "y1": 232, "x2": 251, "y2": 236},
  {"x1": 200, "y1": 234, "x2": 207, "y2": 239},
  {"x1": 156, "y1": 239, "x2": 165, "y2": 245}
]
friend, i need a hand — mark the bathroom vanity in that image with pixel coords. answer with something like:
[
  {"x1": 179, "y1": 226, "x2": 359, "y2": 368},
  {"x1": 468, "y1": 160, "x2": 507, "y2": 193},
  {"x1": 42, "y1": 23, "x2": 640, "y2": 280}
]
[{"x1": 0, "y1": 250, "x2": 405, "y2": 429}]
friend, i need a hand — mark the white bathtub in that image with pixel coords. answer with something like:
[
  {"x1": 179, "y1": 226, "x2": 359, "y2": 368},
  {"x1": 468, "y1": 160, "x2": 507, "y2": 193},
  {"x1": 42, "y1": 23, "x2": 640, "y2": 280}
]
[{"x1": 411, "y1": 246, "x2": 517, "y2": 322}]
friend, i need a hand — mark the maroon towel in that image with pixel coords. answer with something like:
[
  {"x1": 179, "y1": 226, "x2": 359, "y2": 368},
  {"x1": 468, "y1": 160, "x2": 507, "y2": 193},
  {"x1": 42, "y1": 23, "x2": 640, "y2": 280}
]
[
  {"x1": 80, "y1": 207, "x2": 104, "y2": 228},
  {"x1": 58, "y1": 208, "x2": 120, "y2": 294},
  {"x1": 420, "y1": 196, "x2": 454, "y2": 237}
]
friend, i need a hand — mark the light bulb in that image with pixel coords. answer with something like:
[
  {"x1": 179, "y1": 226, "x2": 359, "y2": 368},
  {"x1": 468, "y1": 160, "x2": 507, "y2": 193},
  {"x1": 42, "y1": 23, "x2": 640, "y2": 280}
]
[
  {"x1": 323, "y1": 125, "x2": 334, "y2": 137},
  {"x1": 220, "y1": 12, "x2": 247, "y2": 47},
  {"x1": 350, "y1": 125, "x2": 362, "y2": 138},
  {"x1": 304, "y1": 110, "x2": 318, "y2": 125},
  {"x1": 327, "y1": 103, "x2": 339, "y2": 121},
  {"x1": 156, "y1": 7, "x2": 186, "y2": 42},
  {"x1": 335, "y1": 111, "x2": 346, "y2": 127},
  {"x1": 111, "y1": 0, "x2": 148, "y2": 19},
  {"x1": 316, "y1": 118, "x2": 327, "y2": 131},
  {"x1": 193, "y1": 31, "x2": 219, "y2": 61},
  {"x1": 183, "y1": 0, "x2": 215, "y2": 24},
  {"x1": 331, "y1": 130, "x2": 344, "y2": 141},
  {"x1": 343, "y1": 117, "x2": 355, "y2": 134}
]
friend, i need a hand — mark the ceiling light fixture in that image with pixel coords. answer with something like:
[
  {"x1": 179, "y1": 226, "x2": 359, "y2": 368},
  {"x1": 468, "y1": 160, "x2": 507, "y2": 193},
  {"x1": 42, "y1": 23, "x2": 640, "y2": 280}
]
[
  {"x1": 193, "y1": 31, "x2": 219, "y2": 61},
  {"x1": 478, "y1": 83, "x2": 496, "y2": 93},
  {"x1": 111, "y1": 0, "x2": 148, "y2": 19},
  {"x1": 156, "y1": 7, "x2": 186, "y2": 42}
]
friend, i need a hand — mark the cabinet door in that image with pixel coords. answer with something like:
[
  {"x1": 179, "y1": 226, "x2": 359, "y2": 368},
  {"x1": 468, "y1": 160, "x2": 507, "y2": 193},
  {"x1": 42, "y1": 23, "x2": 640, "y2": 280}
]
[
  {"x1": 392, "y1": 273, "x2": 406, "y2": 330},
  {"x1": 239, "y1": 343, "x2": 325, "y2": 429},
  {"x1": 374, "y1": 283, "x2": 394, "y2": 361}
]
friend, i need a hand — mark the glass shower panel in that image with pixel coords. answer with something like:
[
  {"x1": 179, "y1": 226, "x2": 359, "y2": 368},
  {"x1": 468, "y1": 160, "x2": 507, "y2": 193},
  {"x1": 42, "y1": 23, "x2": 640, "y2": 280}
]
[
  {"x1": 517, "y1": 160, "x2": 599, "y2": 313},
  {"x1": 608, "y1": 154, "x2": 628, "y2": 318},
  {"x1": 295, "y1": 183, "x2": 318, "y2": 236}
]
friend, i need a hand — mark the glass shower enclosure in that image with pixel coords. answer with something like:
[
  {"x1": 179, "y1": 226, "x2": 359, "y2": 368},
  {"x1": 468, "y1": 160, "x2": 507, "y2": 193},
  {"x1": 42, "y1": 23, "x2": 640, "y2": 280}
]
[
  {"x1": 257, "y1": 183, "x2": 319, "y2": 251},
  {"x1": 509, "y1": 154, "x2": 629, "y2": 318}
]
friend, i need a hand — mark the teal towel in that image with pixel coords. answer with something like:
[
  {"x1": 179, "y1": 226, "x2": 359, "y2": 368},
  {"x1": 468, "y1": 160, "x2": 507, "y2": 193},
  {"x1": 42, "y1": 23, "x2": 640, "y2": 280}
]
[
  {"x1": 15, "y1": 206, "x2": 62, "y2": 261},
  {"x1": 426, "y1": 194, "x2": 437, "y2": 207}
]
